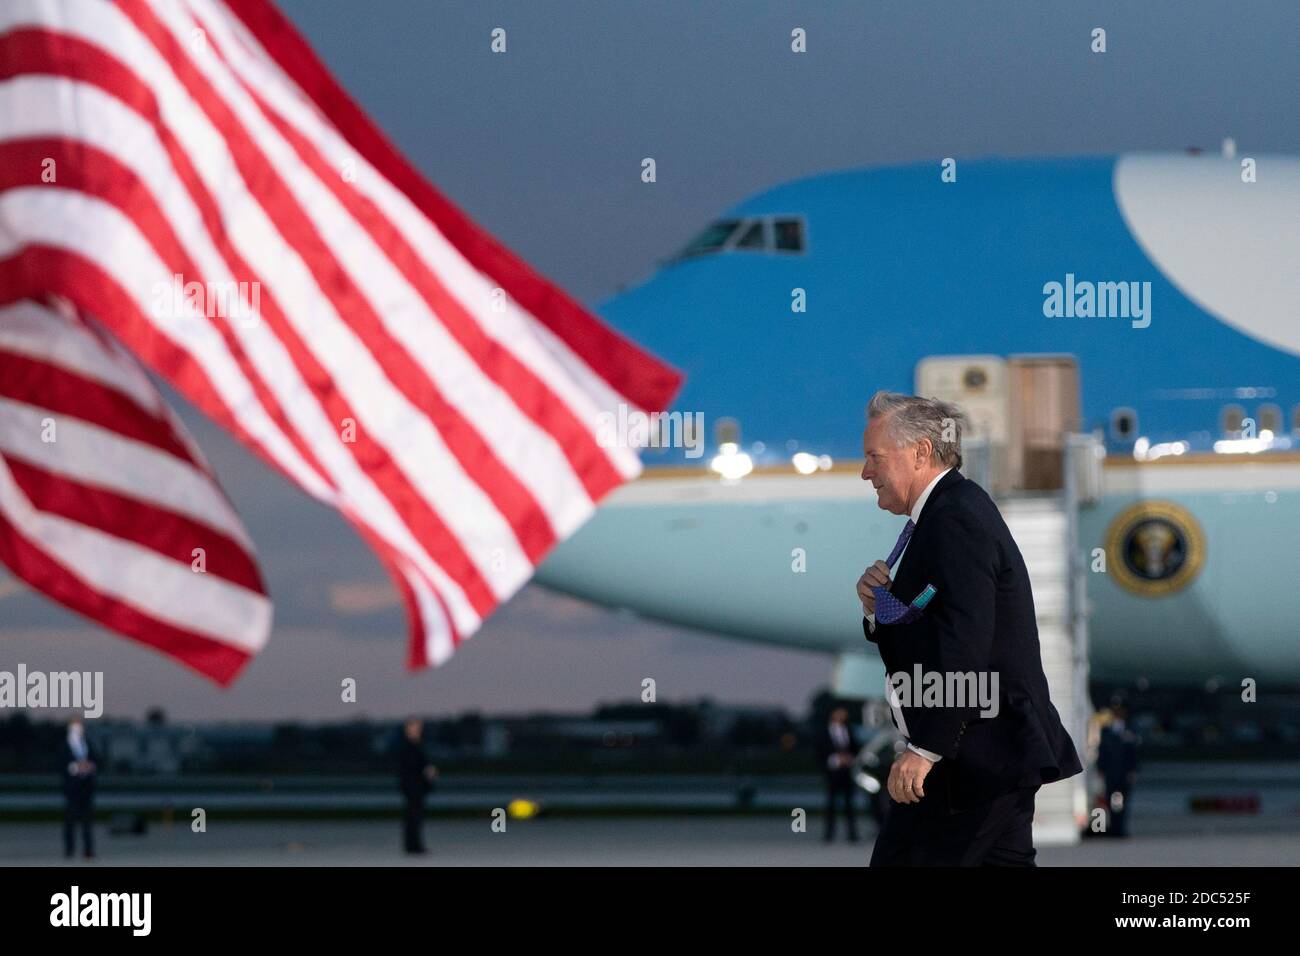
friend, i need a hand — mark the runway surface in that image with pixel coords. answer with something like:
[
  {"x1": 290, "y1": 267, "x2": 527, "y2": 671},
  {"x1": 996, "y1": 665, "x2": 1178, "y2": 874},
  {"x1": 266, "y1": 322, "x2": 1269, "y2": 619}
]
[{"x1": 3, "y1": 817, "x2": 1298, "y2": 866}]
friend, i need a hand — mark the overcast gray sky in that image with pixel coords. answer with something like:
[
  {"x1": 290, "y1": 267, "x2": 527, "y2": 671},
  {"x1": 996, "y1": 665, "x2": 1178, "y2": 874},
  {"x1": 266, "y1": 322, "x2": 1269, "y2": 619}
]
[{"x1": 5, "y1": 0, "x2": 1300, "y2": 721}]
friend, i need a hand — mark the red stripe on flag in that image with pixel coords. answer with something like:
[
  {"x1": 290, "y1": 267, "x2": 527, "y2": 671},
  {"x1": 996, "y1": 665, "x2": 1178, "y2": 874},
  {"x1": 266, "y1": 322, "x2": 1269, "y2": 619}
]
[
  {"x1": 0, "y1": 496, "x2": 254, "y2": 686},
  {"x1": 0, "y1": 349, "x2": 199, "y2": 465},
  {"x1": 4, "y1": 456, "x2": 266, "y2": 595}
]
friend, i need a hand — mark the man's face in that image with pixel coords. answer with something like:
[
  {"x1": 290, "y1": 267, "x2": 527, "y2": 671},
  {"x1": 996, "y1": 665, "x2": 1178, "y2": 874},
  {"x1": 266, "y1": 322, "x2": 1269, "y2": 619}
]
[
  {"x1": 861, "y1": 415, "x2": 918, "y2": 515},
  {"x1": 405, "y1": 719, "x2": 422, "y2": 742}
]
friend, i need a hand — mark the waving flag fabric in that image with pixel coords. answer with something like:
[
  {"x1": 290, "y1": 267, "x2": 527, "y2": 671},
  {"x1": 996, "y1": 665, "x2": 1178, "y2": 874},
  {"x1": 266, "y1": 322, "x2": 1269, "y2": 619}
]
[
  {"x1": 0, "y1": 0, "x2": 683, "y2": 684},
  {"x1": 0, "y1": 297, "x2": 271, "y2": 683}
]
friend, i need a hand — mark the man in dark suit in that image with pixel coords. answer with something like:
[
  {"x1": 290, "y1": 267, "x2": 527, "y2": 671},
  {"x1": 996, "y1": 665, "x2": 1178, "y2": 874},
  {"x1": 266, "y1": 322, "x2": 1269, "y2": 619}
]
[
  {"x1": 397, "y1": 717, "x2": 439, "y2": 854},
  {"x1": 816, "y1": 705, "x2": 860, "y2": 843},
  {"x1": 61, "y1": 716, "x2": 98, "y2": 859},
  {"x1": 1097, "y1": 704, "x2": 1138, "y2": 837},
  {"x1": 855, "y1": 391, "x2": 1083, "y2": 866}
]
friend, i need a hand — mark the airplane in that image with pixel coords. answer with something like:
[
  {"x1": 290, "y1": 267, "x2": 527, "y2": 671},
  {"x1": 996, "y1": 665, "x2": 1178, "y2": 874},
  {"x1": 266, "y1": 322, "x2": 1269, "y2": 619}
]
[{"x1": 535, "y1": 149, "x2": 1300, "y2": 700}]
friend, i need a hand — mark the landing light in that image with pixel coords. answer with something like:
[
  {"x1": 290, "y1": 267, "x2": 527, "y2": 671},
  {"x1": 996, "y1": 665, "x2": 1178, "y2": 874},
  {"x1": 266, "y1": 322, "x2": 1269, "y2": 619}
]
[
  {"x1": 1214, "y1": 437, "x2": 1271, "y2": 454},
  {"x1": 792, "y1": 452, "x2": 834, "y2": 475},
  {"x1": 1134, "y1": 439, "x2": 1188, "y2": 461},
  {"x1": 792, "y1": 452, "x2": 818, "y2": 475},
  {"x1": 710, "y1": 442, "x2": 753, "y2": 480}
]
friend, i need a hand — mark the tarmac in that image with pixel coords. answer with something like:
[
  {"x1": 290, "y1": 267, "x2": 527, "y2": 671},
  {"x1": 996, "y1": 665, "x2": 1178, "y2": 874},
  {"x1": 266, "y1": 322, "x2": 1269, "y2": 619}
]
[{"x1": 2, "y1": 815, "x2": 1297, "y2": 866}]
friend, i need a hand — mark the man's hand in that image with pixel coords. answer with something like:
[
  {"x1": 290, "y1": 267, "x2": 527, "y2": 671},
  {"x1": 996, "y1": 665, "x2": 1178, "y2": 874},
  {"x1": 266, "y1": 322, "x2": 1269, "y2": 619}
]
[
  {"x1": 856, "y1": 560, "x2": 892, "y2": 614},
  {"x1": 887, "y1": 749, "x2": 934, "y2": 804}
]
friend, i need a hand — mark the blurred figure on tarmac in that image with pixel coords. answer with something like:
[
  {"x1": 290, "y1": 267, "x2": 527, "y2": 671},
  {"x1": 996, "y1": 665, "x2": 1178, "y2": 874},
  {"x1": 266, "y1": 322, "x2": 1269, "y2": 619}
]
[
  {"x1": 397, "y1": 717, "x2": 439, "y2": 855},
  {"x1": 62, "y1": 715, "x2": 98, "y2": 859},
  {"x1": 817, "y1": 706, "x2": 860, "y2": 843},
  {"x1": 1098, "y1": 704, "x2": 1139, "y2": 837}
]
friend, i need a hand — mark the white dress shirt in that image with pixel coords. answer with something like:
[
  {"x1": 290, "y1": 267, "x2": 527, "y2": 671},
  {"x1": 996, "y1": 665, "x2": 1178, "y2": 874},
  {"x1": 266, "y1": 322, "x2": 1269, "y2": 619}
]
[
  {"x1": 67, "y1": 725, "x2": 88, "y2": 775},
  {"x1": 827, "y1": 721, "x2": 851, "y2": 769},
  {"x1": 864, "y1": 467, "x2": 952, "y2": 763}
]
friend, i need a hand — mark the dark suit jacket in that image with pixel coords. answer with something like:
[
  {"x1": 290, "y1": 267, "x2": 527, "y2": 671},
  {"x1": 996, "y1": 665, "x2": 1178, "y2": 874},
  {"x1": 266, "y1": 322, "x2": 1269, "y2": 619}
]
[
  {"x1": 61, "y1": 738, "x2": 99, "y2": 799},
  {"x1": 1097, "y1": 723, "x2": 1138, "y2": 793},
  {"x1": 397, "y1": 738, "x2": 434, "y2": 800},
  {"x1": 863, "y1": 469, "x2": 1083, "y2": 811},
  {"x1": 815, "y1": 723, "x2": 858, "y2": 776}
]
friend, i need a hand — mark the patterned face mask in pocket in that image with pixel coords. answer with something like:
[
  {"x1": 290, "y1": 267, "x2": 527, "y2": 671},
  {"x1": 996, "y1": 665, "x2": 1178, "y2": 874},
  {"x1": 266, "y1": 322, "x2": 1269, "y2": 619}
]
[{"x1": 872, "y1": 583, "x2": 937, "y2": 625}]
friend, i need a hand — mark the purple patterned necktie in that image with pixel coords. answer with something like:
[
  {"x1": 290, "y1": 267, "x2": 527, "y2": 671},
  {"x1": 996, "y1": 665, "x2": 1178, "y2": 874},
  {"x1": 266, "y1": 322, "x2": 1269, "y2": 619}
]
[
  {"x1": 872, "y1": 518, "x2": 937, "y2": 625},
  {"x1": 883, "y1": 519, "x2": 916, "y2": 568}
]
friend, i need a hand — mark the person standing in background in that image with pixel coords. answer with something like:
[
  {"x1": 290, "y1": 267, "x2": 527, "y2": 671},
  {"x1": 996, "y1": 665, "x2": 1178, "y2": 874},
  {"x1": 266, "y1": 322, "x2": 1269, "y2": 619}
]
[
  {"x1": 1098, "y1": 704, "x2": 1139, "y2": 837},
  {"x1": 397, "y1": 717, "x2": 439, "y2": 855},
  {"x1": 817, "y1": 706, "x2": 860, "y2": 843},
  {"x1": 62, "y1": 715, "x2": 98, "y2": 859}
]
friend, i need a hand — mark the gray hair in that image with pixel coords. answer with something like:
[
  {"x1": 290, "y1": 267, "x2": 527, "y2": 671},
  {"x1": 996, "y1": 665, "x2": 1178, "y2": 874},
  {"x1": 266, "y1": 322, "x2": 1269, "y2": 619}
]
[{"x1": 866, "y1": 391, "x2": 965, "y2": 469}]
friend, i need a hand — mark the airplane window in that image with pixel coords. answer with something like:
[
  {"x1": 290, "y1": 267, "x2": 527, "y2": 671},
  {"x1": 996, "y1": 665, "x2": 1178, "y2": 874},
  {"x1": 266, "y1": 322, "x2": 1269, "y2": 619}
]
[
  {"x1": 1257, "y1": 404, "x2": 1281, "y2": 435},
  {"x1": 774, "y1": 218, "x2": 805, "y2": 252},
  {"x1": 1221, "y1": 404, "x2": 1245, "y2": 435},
  {"x1": 734, "y1": 221, "x2": 766, "y2": 249},
  {"x1": 1109, "y1": 407, "x2": 1137, "y2": 441},
  {"x1": 1292, "y1": 404, "x2": 1300, "y2": 434},
  {"x1": 676, "y1": 219, "x2": 741, "y2": 259}
]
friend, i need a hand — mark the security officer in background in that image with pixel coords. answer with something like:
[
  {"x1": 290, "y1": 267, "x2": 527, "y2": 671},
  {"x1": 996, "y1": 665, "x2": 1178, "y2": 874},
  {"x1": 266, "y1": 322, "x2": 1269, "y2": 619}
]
[
  {"x1": 1098, "y1": 703, "x2": 1139, "y2": 837},
  {"x1": 817, "y1": 705, "x2": 860, "y2": 843},
  {"x1": 397, "y1": 717, "x2": 439, "y2": 854}
]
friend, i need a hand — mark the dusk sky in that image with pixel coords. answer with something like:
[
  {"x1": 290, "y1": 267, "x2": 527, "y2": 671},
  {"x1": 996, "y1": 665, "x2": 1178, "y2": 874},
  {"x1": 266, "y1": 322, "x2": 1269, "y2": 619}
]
[{"x1": 5, "y1": 0, "x2": 1300, "y2": 721}]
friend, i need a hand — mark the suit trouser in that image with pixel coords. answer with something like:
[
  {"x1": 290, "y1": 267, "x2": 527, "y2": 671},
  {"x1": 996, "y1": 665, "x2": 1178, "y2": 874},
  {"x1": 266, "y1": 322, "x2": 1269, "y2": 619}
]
[
  {"x1": 402, "y1": 792, "x2": 426, "y2": 851},
  {"x1": 1106, "y1": 788, "x2": 1131, "y2": 837},
  {"x1": 869, "y1": 763, "x2": 1039, "y2": 867},
  {"x1": 824, "y1": 769, "x2": 859, "y2": 840},
  {"x1": 63, "y1": 788, "x2": 95, "y2": 857}
]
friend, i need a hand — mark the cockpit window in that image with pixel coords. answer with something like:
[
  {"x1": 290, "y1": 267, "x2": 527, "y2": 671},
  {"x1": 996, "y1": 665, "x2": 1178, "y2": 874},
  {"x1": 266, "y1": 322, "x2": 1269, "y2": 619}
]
[
  {"x1": 774, "y1": 218, "x2": 804, "y2": 252},
  {"x1": 734, "y1": 221, "x2": 765, "y2": 249},
  {"x1": 672, "y1": 215, "x2": 807, "y2": 261},
  {"x1": 677, "y1": 219, "x2": 742, "y2": 258}
]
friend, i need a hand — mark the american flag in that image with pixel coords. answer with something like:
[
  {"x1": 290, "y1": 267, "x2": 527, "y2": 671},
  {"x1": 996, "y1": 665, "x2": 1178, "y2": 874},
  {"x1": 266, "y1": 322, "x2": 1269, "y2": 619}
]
[{"x1": 0, "y1": 0, "x2": 682, "y2": 684}]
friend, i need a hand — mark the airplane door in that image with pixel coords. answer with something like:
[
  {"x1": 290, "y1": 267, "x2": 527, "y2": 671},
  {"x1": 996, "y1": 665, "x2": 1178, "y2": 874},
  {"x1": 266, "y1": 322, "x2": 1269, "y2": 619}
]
[
  {"x1": 1007, "y1": 355, "x2": 1081, "y2": 491},
  {"x1": 915, "y1": 354, "x2": 1080, "y2": 492}
]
